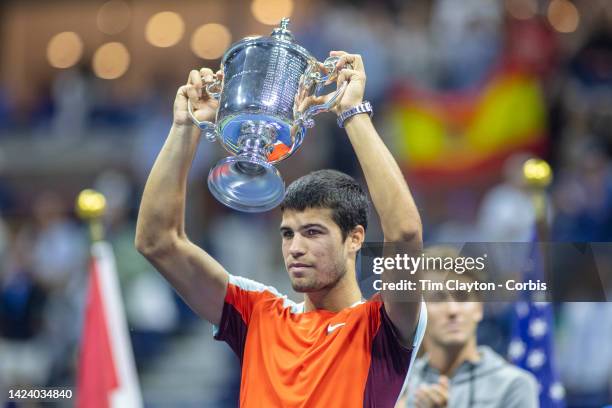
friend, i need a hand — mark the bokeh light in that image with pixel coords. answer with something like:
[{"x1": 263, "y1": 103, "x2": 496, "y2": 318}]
[
  {"x1": 145, "y1": 11, "x2": 185, "y2": 48},
  {"x1": 76, "y1": 189, "x2": 107, "y2": 220},
  {"x1": 47, "y1": 32, "x2": 83, "y2": 69},
  {"x1": 547, "y1": 0, "x2": 580, "y2": 33},
  {"x1": 505, "y1": 0, "x2": 538, "y2": 20},
  {"x1": 523, "y1": 158, "x2": 553, "y2": 187},
  {"x1": 191, "y1": 23, "x2": 232, "y2": 60},
  {"x1": 97, "y1": 0, "x2": 131, "y2": 35},
  {"x1": 92, "y1": 42, "x2": 130, "y2": 79},
  {"x1": 251, "y1": 0, "x2": 294, "y2": 26}
]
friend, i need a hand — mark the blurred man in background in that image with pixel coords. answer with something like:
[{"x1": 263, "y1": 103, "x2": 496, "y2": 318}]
[{"x1": 397, "y1": 247, "x2": 538, "y2": 408}]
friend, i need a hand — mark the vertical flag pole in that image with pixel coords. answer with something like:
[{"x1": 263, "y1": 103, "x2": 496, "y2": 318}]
[
  {"x1": 509, "y1": 159, "x2": 567, "y2": 406},
  {"x1": 75, "y1": 189, "x2": 143, "y2": 408}
]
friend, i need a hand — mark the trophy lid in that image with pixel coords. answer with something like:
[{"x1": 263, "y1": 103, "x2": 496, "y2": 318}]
[
  {"x1": 270, "y1": 18, "x2": 295, "y2": 42},
  {"x1": 221, "y1": 17, "x2": 311, "y2": 65}
]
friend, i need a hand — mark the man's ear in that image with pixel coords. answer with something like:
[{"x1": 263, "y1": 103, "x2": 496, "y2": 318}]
[{"x1": 348, "y1": 225, "x2": 365, "y2": 252}]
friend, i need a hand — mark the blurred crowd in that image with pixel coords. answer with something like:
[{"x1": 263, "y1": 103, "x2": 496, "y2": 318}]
[{"x1": 0, "y1": 0, "x2": 611, "y2": 407}]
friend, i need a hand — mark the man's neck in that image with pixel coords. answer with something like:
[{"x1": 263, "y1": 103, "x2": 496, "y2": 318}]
[
  {"x1": 303, "y1": 269, "x2": 362, "y2": 313},
  {"x1": 426, "y1": 338, "x2": 480, "y2": 376}
]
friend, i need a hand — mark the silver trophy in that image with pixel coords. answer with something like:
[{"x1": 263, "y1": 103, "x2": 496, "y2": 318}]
[{"x1": 188, "y1": 18, "x2": 349, "y2": 212}]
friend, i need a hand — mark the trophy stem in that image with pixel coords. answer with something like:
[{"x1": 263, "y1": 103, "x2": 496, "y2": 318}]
[{"x1": 234, "y1": 121, "x2": 277, "y2": 176}]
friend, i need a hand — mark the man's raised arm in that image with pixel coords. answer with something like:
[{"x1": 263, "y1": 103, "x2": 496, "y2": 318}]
[
  {"x1": 332, "y1": 51, "x2": 423, "y2": 345},
  {"x1": 135, "y1": 68, "x2": 228, "y2": 325}
]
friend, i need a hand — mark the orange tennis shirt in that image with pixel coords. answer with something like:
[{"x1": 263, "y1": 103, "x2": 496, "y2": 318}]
[{"x1": 213, "y1": 275, "x2": 426, "y2": 407}]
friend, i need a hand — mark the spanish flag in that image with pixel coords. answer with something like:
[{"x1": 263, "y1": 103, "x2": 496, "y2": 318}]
[
  {"x1": 76, "y1": 241, "x2": 143, "y2": 408},
  {"x1": 388, "y1": 69, "x2": 548, "y2": 187}
]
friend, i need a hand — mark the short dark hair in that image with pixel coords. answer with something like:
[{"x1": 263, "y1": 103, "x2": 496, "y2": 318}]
[{"x1": 280, "y1": 169, "x2": 369, "y2": 240}]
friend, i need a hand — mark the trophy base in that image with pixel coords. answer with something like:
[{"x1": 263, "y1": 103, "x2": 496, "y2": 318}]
[{"x1": 208, "y1": 155, "x2": 285, "y2": 212}]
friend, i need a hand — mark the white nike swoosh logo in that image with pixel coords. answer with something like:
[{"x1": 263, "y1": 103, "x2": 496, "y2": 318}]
[{"x1": 327, "y1": 323, "x2": 346, "y2": 334}]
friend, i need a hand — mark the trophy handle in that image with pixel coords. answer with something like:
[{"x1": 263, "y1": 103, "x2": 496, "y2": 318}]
[
  {"x1": 299, "y1": 56, "x2": 351, "y2": 128},
  {"x1": 187, "y1": 80, "x2": 222, "y2": 142}
]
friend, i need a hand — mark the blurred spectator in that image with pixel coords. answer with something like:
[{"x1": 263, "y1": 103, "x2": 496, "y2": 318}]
[
  {"x1": 0, "y1": 240, "x2": 51, "y2": 393},
  {"x1": 397, "y1": 246, "x2": 539, "y2": 408},
  {"x1": 389, "y1": 1, "x2": 434, "y2": 87},
  {"x1": 552, "y1": 145, "x2": 612, "y2": 241},
  {"x1": 50, "y1": 66, "x2": 91, "y2": 140},
  {"x1": 503, "y1": 18, "x2": 558, "y2": 78},
  {"x1": 22, "y1": 191, "x2": 88, "y2": 292},
  {"x1": 13, "y1": 191, "x2": 88, "y2": 382},
  {"x1": 430, "y1": 0, "x2": 503, "y2": 90},
  {"x1": 569, "y1": 31, "x2": 612, "y2": 89},
  {"x1": 556, "y1": 302, "x2": 612, "y2": 407},
  {"x1": 477, "y1": 153, "x2": 537, "y2": 242},
  {"x1": 297, "y1": 3, "x2": 388, "y2": 102},
  {"x1": 430, "y1": 190, "x2": 480, "y2": 243}
]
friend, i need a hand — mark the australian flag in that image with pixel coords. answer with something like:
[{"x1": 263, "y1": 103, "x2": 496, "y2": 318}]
[{"x1": 508, "y1": 240, "x2": 566, "y2": 407}]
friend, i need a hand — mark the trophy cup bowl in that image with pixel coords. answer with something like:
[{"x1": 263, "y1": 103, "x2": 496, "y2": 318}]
[{"x1": 188, "y1": 18, "x2": 349, "y2": 212}]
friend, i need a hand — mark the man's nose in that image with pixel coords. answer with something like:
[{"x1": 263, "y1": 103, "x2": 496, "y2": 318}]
[
  {"x1": 446, "y1": 300, "x2": 460, "y2": 316},
  {"x1": 289, "y1": 234, "x2": 306, "y2": 257}
]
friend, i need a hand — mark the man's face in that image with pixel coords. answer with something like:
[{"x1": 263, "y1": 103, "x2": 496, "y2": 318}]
[
  {"x1": 425, "y1": 276, "x2": 483, "y2": 347},
  {"x1": 280, "y1": 207, "x2": 357, "y2": 293}
]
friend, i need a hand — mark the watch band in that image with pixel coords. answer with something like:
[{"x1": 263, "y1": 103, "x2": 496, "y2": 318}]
[{"x1": 337, "y1": 101, "x2": 373, "y2": 128}]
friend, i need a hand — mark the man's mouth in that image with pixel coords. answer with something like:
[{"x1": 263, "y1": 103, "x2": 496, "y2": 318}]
[
  {"x1": 289, "y1": 263, "x2": 312, "y2": 270},
  {"x1": 445, "y1": 322, "x2": 462, "y2": 332}
]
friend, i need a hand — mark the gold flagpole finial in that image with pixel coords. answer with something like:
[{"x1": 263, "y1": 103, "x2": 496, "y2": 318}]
[
  {"x1": 522, "y1": 158, "x2": 552, "y2": 224},
  {"x1": 523, "y1": 158, "x2": 552, "y2": 189},
  {"x1": 76, "y1": 189, "x2": 107, "y2": 242}
]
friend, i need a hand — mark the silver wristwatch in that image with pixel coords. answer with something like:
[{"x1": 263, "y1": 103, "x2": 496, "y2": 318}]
[{"x1": 337, "y1": 101, "x2": 373, "y2": 128}]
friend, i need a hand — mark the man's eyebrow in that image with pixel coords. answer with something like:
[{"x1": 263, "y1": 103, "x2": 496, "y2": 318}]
[
  {"x1": 299, "y1": 223, "x2": 328, "y2": 231},
  {"x1": 279, "y1": 223, "x2": 329, "y2": 231}
]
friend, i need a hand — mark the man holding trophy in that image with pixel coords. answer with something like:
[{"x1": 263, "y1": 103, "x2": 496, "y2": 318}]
[{"x1": 136, "y1": 19, "x2": 426, "y2": 408}]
